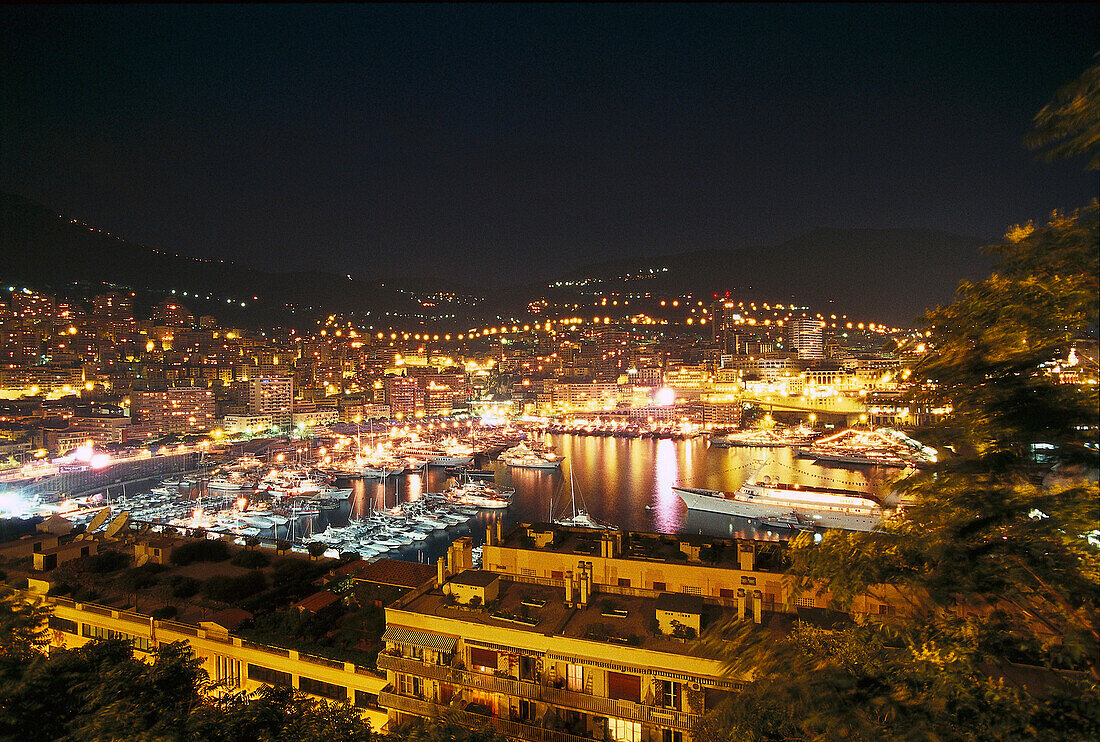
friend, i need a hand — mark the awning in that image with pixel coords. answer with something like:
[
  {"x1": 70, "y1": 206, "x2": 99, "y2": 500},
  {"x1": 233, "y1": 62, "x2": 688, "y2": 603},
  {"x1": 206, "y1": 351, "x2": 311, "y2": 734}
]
[{"x1": 382, "y1": 626, "x2": 457, "y2": 652}]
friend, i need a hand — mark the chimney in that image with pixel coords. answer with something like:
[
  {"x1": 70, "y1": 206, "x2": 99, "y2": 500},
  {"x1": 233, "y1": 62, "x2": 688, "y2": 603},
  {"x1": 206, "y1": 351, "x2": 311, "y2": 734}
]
[
  {"x1": 737, "y1": 590, "x2": 747, "y2": 620},
  {"x1": 579, "y1": 563, "x2": 591, "y2": 606},
  {"x1": 496, "y1": 519, "x2": 503, "y2": 543},
  {"x1": 485, "y1": 525, "x2": 495, "y2": 547},
  {"x1": 564, "y1": 570, "x2": 574, "y2": 604},
  {"x1": 753, "y1": 591, "x2": 763, "y2": 624},
  {"x1": 437, "y1": 556, "x2": 447, "y2": 586},
  {"x1": 738, "y1": 543, "x2": 754, "y2": 572}
]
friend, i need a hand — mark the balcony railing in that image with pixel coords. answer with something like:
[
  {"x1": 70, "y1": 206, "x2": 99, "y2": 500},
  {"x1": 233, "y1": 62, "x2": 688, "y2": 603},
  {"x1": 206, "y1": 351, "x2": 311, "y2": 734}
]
[
  {"x1": 376, "y1": 654, "x2": 698, "y2": 730},
  {"x1": 379, "y1": 692, "x2": 599, "y2": 742}
]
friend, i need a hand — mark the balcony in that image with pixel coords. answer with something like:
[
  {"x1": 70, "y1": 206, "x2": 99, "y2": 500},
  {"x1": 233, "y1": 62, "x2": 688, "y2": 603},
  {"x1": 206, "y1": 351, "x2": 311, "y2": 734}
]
[
  {"x1": 376, "y1": 654, "x2": 697, "y2": 730},
  {"x1": 379, "y1": 691, "x2": 597, "y2": 742}
]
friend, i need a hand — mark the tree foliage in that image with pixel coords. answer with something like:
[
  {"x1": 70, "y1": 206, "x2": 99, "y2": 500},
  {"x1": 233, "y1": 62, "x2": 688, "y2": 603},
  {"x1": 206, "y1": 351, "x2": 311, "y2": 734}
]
[
  {"x1": 1025, "y1": 53, "x2": 1100, "y2": 170},
  {"x1": 913, "y1": 203, "x2": 1098, "y2": 460},
  {"x1": 695, "y1": 61, "x2": 1100, "y2": 741}
]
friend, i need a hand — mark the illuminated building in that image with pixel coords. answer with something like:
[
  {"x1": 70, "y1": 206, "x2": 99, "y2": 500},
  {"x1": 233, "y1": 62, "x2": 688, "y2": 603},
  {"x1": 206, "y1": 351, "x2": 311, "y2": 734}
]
[
  {"x1": 788, "y1": 317, "x2": 824, "y2": 360},
  {"x1": 385, "y1": 375, "x2": 420, "y2": 419},
  {"x1": 380, "y1": 526, "x2": 910, "y2": 741},
  {"x1": 248, "y1": 376, "x2": 293, "y2": 429},
  {"x1": 132, "y1": 387, "x2": 215, "y2": 434}
]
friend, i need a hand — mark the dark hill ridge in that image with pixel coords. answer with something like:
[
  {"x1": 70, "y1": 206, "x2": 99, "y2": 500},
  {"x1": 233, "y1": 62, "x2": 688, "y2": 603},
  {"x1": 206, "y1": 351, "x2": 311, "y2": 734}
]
[
  {"x1": 0, "y1": 192, "x2": 415, "y2": 327},
  {"x1": 1, "y1": 191, "x2": 993, "y2": 328},
  {"x1": 549, "y1": 227, "x2": 992, "y2": 326}
]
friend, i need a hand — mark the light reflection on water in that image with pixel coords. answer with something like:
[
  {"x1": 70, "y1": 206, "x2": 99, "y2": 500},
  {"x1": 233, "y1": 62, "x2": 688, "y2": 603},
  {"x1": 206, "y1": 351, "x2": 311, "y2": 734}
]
[{"x1": 312, "y1": 434, "x2": 894, "y2": 564}]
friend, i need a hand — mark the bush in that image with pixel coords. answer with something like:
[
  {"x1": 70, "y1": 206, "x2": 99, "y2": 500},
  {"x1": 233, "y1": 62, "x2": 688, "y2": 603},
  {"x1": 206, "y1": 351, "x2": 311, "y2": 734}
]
[
  {"x1": 168, "y1": 575, "x2": 201, "y2": 599},
  {"x1": 85, "y1": 550, "x2": 131, "y2": 573},
  {"x1": 47, "y1": 582, "x2": 73, "y2": 597},
  {"x1": 125, "y1": 562, "x2": 167, "y2": 590},
  {"x1": 169, "y1": 539, "x2": 231, "y2": 566},
  {"x1": 151, "y1": 605, "x2": 178, "y2": 619},
  {"x1": 203, "y1": 570, "x2": 267, "y2": 603},
  {"x1": 230, "y1": 550, "x2": 270, "y2": 569},
  {"x1": 307, "y1": 542, "x2": 327, "y2": 559}
]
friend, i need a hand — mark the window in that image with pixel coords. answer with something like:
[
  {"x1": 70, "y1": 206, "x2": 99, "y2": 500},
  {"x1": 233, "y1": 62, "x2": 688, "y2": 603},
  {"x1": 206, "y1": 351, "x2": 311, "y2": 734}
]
[
  {"x1": 652, "y1": 581, "x2": 666, "y2": 592},
  {"x1": 608, "y1": 672, "x2": 641, "y2": 702},
  {"x1": 80, "y1": 624, "x2": 154, "y2": 652},
  {"x1": 796, "y1": 597, "x2": 815, "y2": 608},
  {"x1": 662, "y1": 731, "x2": 684, "y2": 742},
  {"x1": 215, "y1": 655, "x2": 241, "y2": 687},
  {"x1": 740, "y1": 576, "x2": 756, "y2": 586},
  {"x1": 471, "y1": 647, "x2": 498, "y2": 672},
  {"x1": 719, "y1": 588, "x2": 736, "y2": 598},
  {"x1": 681, "y1": 585, "x2": 701, "y2": 595},
  {"x1": 247, "y1": 664, "x2": 292, "y2": 687},
  {"x1": 48, "y1": 616, "x2": 78, "y2": 634},
  {"x1": 608, "y1": 718, "x2": 642, "y2": 742},
  {"x1": 397, "y1": 673, "x2": 422, "y2": 698},
  {"x1": 300, "y1": 676, "x2": 347, "y2": 701},
  {"x1": 617, "y1": 578, "x2": 631, "y2": 588},
  {"x1": 551, "y1": 570, "x2": 564, "y2": 580},
  {"x1": 567, "y1": 663, "x2": 584, "y2": 692},
  {"x1": 657, "y1": 679, "x2": 681, "y2": 710},
  {"x1": 521, "y1": 568, "x2": 536, "y2": 576}
]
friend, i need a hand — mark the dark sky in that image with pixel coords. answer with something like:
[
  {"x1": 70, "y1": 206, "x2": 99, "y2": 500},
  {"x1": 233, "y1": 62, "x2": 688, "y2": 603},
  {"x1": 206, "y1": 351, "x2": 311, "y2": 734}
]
[{"x1": 2, "y1": 5, "x2": 1096, "y2": 286}]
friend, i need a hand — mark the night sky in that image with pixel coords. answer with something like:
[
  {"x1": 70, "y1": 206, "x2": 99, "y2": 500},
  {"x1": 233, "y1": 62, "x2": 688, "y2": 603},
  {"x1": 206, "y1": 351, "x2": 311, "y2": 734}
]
[{"x1": 2, "y1": 5, "x2": 1096, "y2": 286}]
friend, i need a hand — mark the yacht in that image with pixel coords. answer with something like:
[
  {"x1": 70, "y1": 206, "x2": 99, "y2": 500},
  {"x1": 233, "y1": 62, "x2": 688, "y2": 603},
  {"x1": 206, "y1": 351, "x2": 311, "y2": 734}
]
[
  {"x1": 673, "y1": 470, "x2": 885, "y2": 532},
  {"x1": 501, "y1": 443, "x2": 563, "y2": 470},
  {"x1": 794, "y1": 428, "x2": 936, "y2": 468},
  {"x1": 553, "y1": 471, "x2": 617, "y2": 530},
  {"x1": 445, "y1": 481, "x2": 514, "y2": 509}
]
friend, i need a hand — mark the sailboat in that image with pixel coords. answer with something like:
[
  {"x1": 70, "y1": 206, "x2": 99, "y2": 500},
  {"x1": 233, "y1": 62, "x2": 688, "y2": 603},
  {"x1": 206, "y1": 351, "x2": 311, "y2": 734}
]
[{"x1": 553, "y1": 469, "x2": 617, "y2": 530}]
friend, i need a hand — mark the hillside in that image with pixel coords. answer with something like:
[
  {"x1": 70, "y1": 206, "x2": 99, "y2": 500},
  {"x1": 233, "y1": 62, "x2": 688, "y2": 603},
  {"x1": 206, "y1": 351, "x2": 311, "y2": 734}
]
[
  {"x1": 1, "y1": 192, "x2": 994, "y2": 328},
  {"x1": 548, "y1": 227, "x2": 992, "y2": 326},
  {"x1": 0, "y1": 193, "x2": 414, "y2": 327}
]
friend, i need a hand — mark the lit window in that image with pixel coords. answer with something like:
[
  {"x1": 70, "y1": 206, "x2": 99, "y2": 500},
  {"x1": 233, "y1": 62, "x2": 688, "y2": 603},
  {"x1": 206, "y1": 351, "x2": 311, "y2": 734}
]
[
  {"x1": 567, "y1": 663, "x2": 584, "y2": 692},
  {"x1": 608, "y1": 718, "x2": 642, "y2": 742}
]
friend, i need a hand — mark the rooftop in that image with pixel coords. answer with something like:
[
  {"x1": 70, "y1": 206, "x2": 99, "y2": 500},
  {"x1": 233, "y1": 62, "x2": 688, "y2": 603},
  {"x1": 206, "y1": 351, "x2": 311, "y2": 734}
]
[
  {"x1": 397, "y1": 574, "x2": 742, "y2": 659},
  {"x1": 449, "y1": 569, "x2": 500, "y2": 588},
  {"x1": 655, "y1": 592, "x2": 704, "y2": 615},
  {"x1": 343, "y1": 558, "x2": 436, "y2": 589},
  {"x1": 498, "y1": 524, "x2": 789, "y2": 572}
]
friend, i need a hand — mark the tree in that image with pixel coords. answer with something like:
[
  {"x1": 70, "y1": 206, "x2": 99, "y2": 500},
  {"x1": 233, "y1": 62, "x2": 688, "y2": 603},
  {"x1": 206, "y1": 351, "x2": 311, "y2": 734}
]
[
  {"x1": 1025, "y1": 54, "x2": 1100, "y2": 170},
  {"x1": 0, "y1": 637, "x2": 379, "y2": 742},
  {"x1": 694, "y1": 61, "x2": 1100, "y2": 741},
  {"x1": 0, "y1": 585, "x2": 50, "y2": 681},
  {"x1": 307, "y1": 542, "x2": 328, "y2": 560}
]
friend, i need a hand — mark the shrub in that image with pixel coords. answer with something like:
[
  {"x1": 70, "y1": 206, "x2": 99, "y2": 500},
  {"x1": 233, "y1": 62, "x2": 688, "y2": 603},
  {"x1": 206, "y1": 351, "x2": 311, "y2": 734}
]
[
  {"x1": 85, "y1": 550, "x2": 131, "y2": 573},
  {"x1": 125, "y1": 562, "x2": 167, "y2": 590},
  {"x1": 169, "y1": 539, "x2": 231, "y2": 566},
  {"x1": 203, "y1": 570, "x2": 267, "y2": 603},
  {"x1": 168, "y1": 575, "x2": 201, "y2": 598},
  {"x1": 306, "y1": 542, "x2": 327, "y2": 559},
  {"x1": 230, "y1": 550, "x2": 270, "y2": 569}
]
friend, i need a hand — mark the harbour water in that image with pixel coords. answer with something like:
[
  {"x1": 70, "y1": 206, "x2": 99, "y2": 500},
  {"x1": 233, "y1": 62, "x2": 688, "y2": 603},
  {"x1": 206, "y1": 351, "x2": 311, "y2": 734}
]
[{"x1": 321, "y1": 433, "x2": 900, "y2": 565}]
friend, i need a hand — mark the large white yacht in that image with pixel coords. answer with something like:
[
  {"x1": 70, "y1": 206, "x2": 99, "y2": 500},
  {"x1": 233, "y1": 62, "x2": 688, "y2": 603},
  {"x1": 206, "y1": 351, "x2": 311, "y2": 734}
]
[{"x1": 673, "y1": 472, "x2": 885, "y2": 532}]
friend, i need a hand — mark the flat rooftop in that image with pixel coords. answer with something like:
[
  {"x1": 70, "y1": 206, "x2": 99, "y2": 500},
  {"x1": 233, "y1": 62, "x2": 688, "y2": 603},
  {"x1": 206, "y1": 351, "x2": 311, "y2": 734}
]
[
  {"x1": 498, "y1": 524, "x2": 789, "y2": 572},
  {"x1": 399, "y1": 575, "x2": 749, "y2": 658}
]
